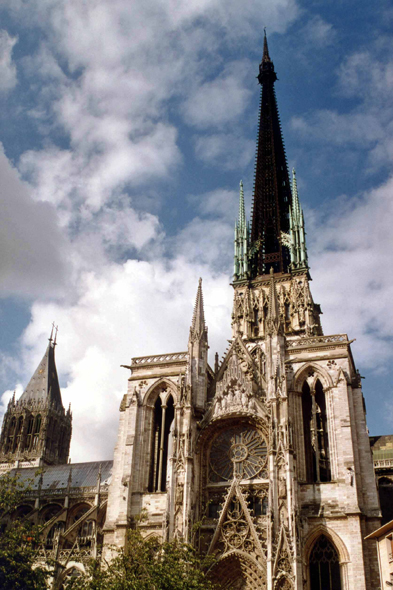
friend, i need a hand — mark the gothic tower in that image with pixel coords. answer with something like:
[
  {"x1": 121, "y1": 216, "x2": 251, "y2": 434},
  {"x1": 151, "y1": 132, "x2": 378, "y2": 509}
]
[
  {"x1": 104, "y1": 34, "x2": 381, "y2": 589},
  {"x1": 0, "y1": 329, "x2": 72, "y2": 470}
]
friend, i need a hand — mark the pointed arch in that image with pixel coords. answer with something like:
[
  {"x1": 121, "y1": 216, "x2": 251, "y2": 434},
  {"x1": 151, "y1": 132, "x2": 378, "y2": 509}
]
[
  {"x1": 294, "y1": 362, "x2": 333, "y2": 393},
  {"x1": 304, "y1": 525, "x2": 350, "y2": 565},
  {"x1": 143, "y1": 377, "x2": 178, "y2": 407},
  {"x1": 145, "y1": 379, "x2": 176, "y2": 493},
  {"x1": 304, "y1": 527, "x2": 349, "y2": 590},
  {"x1": 294, "y1": 364, "x2": 333, "y2": 483}
]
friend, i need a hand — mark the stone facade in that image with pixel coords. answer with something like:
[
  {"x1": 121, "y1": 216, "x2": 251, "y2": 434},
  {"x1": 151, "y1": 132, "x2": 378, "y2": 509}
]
[{"x1": 103, "y1": 269, "x2": 381, "y2": 589}]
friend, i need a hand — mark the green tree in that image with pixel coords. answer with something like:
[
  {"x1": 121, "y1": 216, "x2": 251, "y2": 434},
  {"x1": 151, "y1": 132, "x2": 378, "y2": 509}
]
[
  {"x1": 0, "y1": 471, "x2": 48, "y2": 590},
  {"x1": 65, "y1": 529, "x2": 219, "y2": 590}
]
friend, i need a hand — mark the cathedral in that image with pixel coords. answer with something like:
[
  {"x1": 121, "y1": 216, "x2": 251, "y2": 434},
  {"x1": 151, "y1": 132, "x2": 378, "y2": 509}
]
[{"x1": 0, "y1": 35, "x2": 385, "y2": 589}]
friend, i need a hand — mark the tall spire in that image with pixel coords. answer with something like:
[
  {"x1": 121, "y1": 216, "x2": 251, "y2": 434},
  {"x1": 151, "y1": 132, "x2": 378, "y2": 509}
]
[
  {"x1": 250, "y1": 32, "x2": 292, "y2": 277},
  {"x1": 190, "y1": 278, "x2": 207, "y2": 341}
]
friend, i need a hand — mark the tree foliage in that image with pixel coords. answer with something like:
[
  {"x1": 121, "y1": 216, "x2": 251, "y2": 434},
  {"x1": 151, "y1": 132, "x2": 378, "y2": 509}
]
[
  {"x1": 0, "y1": 472, "x2": 48, "y2": 590},
  {"x1": 65, "y1": 529, "x2": 219, "y2": 590}
]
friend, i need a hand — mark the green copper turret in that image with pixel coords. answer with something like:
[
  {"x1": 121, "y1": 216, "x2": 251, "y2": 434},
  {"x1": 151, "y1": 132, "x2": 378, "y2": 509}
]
[
  {"x1": 233, "y1": 181, "x2": 249, "y2": 281},
  {"x1": 288, "y1": 168, "x2": 308, "y2": 270}
]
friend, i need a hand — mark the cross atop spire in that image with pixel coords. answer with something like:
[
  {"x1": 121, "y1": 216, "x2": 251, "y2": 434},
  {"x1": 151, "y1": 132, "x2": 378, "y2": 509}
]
[{"x1": 190, "y1": 278, "x2": 207, "y2": 342}]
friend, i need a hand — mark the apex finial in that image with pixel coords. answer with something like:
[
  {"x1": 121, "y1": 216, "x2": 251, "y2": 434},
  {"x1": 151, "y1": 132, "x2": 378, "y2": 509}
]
[{"x1": 49, "y1": 322, "x2": 55, "y2": 343}]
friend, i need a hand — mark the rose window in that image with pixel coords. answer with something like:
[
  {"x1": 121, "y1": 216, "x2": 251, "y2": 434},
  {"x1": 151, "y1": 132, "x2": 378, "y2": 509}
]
[{"x1": 209, "y1": 427, "x2": 268, "y2": 482}]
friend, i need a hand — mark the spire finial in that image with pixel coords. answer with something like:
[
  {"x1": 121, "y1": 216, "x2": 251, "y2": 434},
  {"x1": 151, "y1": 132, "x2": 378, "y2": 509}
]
[{"x1": 49, "y1": 322, "x2": 55, "y2": 343}]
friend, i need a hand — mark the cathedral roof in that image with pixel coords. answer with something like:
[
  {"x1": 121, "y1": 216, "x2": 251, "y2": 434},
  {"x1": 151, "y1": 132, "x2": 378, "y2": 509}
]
[
  {"x1": 19, "y1": 338, "x2": 63, "y2": 411},
  {"x1": 9, "y1": 460, "x2": 113, "y2": 490}
]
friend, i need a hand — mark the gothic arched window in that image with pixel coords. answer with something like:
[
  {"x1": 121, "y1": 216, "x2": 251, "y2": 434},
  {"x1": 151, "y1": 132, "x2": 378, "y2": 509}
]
[
  {"x1": 7, "y1": 417, "x2": 16, "y2": 453},
  {"x1": 32, "y1": 415, "x2": 41, "y2": 449},
  {"x1": 25, "y1": 415, "x2": 35, "y2": 451},
  {"x1": 14, "y1": 416, "x2": 23, "y2": 452},
  {"x1": 309, "y1": 535, "x2": 341, "y2": 590},
  {"x1": 148, "y1": 393, "x2": 174, "y2": 493},
  {"x1": 302, "y1": 380, "x2": 331, "y2": 483}
]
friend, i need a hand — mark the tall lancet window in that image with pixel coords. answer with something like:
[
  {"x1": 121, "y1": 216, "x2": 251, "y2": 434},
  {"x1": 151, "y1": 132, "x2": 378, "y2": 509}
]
[
  {"x1": 302, "y1": 379, "x2": 331, "y2": 483},
  {"x1": 309, "y1": 535, "x2": 341, "y2": 590},
  {"x1": 14, "y1": 416, "x2": 23, "y2": 452},
  {"x1": 148, "y1": 394, "x2": 174, "y2": 492}
]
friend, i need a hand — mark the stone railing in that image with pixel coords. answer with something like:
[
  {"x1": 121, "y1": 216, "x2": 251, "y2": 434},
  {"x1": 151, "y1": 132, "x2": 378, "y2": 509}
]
[
  {"x1": 132, "y1": 352, "x2": 188, "y2": 366},
  {"x1": 287, "y1": 334, "x2": 348, "y2": 349},
  {"x1": 374, "y1": 458, "x2": 393, "y2": 468}
]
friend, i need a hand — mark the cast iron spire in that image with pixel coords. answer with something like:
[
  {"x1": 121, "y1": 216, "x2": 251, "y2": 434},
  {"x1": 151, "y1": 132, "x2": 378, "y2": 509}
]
[{"x1": 250, "y1": 31, "x2": 292, "y2": 276}]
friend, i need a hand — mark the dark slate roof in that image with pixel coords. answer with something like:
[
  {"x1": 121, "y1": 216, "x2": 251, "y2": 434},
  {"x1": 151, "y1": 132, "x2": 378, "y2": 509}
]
[
  {"x1": 9, "y1": 460, "x2": 113, "y2": 491},
  {"x1": 19, "y1": 342, "x2": 63, "y2": 410}
]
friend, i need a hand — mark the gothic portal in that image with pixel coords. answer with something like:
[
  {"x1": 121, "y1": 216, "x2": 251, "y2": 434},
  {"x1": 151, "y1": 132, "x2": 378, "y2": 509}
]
[{"x1": 103, "y1": 35, "x2": 381, "y2": 589}]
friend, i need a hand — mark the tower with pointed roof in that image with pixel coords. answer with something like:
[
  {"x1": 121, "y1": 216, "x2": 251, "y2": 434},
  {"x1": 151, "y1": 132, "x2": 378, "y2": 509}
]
[
  {"x1": 0, "y1": 330, "x2": 72, "y2": 469},
  {"x1": 103, "y1": 33, "x2": 381, "y2": 590}
]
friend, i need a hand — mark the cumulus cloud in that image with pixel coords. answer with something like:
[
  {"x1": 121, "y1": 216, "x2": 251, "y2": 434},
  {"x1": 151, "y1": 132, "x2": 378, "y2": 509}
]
[
  {"x1": 0, "y1": 30, "x2": 17, "y2": 92},
  {"x1": 300, "y1": 16, "x2": 335, "y2": 48},
  {"x1": 182, "y1": 61, "x2": 253, "y2": 129},
  {"x1": 194, "y1": 133, "x2": 255, "y2": 170}
]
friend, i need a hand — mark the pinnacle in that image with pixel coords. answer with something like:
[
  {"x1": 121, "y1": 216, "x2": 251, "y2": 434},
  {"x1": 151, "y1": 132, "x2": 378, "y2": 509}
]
[
  {"x1": 190, "y1": 278, "x2": 206, "y2": 340},
  {"x1": 238, "y1": 180, "x2": 246, "y2": 230}
]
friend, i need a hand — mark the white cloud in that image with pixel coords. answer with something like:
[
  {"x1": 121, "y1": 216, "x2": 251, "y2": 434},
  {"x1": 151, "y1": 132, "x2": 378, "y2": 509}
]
[
  {"x1": 182, "y1": 61, "x2": 252, "y2": 129},
  {"x1": 0, "y1": 145, "x2": 69, "y2": 298},
  {"x1": 194, "y1": 133, "x2": 255, "y2": 169},
  {"x1": 0, "y1": 30, "x2": 17, "y2": 92},
  {"x1": 300, "y1": 16, "x2": 335, "y2": 48}
]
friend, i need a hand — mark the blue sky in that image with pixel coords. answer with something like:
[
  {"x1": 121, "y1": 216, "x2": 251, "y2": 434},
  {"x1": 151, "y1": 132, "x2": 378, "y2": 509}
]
[{"x1": 0, "y1": 0, "x2": 392, "y2": 461}]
